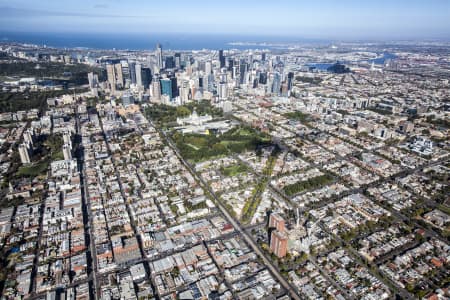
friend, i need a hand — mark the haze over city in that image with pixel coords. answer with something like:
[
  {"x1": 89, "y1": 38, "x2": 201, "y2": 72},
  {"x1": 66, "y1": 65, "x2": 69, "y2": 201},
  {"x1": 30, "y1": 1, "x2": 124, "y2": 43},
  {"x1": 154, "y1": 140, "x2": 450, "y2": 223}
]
[{"x1": 1, "y1": 0, "x2": 450, "y2": 40}]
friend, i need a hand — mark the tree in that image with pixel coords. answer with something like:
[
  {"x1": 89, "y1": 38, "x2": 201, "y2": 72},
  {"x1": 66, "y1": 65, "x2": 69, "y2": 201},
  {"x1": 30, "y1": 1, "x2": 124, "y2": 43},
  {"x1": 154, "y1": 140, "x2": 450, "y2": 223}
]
[{"x1": 176, "y1": 106, "x2": 191, "y2": 117}]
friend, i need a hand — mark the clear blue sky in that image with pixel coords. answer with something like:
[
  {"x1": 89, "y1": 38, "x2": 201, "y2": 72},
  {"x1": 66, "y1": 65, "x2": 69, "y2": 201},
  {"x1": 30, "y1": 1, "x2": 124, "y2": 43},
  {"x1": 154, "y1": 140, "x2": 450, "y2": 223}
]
[{"x1": 1, "y1": 0, "x2": 449, "y2": 40}]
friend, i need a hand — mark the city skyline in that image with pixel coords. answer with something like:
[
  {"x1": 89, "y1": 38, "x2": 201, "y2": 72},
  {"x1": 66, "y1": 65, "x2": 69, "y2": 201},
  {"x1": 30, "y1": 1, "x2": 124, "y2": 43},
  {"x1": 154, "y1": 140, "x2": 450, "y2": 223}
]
[
  {"x1": 0, "y1": 0, "x2": 450, "y2": 40},
  {"x1": 0, "y1": 2, "x2": 449, "y2": 300}
]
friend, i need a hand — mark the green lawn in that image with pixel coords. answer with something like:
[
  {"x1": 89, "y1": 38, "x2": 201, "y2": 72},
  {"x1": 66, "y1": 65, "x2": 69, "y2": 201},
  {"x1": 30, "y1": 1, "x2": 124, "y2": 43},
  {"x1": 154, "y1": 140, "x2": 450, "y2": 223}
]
[
  {"x1": 16, "y1": 161, "x2": 49, "y2": 178},
  {"x1": 221, "y1": 163, "x2": 250, "y2": 177},
  {"x1": 283, "y1": 174, "x2": 334, "y2": 196},
  {"x1": 145, "y1": 100, "x2": 223, "y2": 126},
  {"x1": 283, "y1": 111, "x2": 311, "y2": 123},
  {"x1": 240, "y1": 151, "x2": 278, "y2": 223},
  {"x1": 0, "y1": 89, "x2": 87, "y2": 114},
  {"x1": 0, "y1": 61, "x2": 104, "y2": 85},
  {"x1": 13, "y1": 135, "x2": 64, "y2": 179},
  {"x1": 185, "y1": 143, "x2": 200, "y2": 150},
  {"x1": 172, "y1": 126, "x2": 272, "y2": 162}
]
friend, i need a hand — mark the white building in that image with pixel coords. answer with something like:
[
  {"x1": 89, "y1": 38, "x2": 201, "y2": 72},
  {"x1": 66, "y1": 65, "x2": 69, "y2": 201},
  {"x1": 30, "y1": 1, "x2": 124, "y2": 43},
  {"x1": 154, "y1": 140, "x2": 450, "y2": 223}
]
[
  {"x1": 63, "y1": 144, "x2": 72, "y2": 161},
  {"x1": 19, "y1": 143, "x2": 31, "y2": 164},
  {"x1": 177, "y1": 110, "x2": 212, "y2": 126}
]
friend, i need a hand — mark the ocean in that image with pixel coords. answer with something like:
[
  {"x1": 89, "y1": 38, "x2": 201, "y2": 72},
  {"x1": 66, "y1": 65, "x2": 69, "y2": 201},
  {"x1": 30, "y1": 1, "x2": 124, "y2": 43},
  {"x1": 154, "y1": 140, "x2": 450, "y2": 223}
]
[{"x1": 0, "y1": 31, "x2": 329, "y2": 51}]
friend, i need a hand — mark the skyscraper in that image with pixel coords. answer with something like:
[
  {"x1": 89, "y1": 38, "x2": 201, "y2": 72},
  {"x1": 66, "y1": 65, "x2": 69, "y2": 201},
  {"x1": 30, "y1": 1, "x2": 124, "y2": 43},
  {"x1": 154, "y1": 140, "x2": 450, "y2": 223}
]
[
  {"x1": 218, "y1": 82, "x2": 228, "y2": 100},
  {"x1": 129, "y1": 62, "x2": 137, "y2": 84},
  {"x1": 259, "y1": 72, "x2": 267, "y2": 84},
  {"x1": 205, "y1": 61, "x2": 212, "y2": 75},
  {"x1": 151, "y1": 79, "x2": 161, "y2": 101},
  {"x1": 269, "y1": 213, "x2": 286, "y2": 232},
  {"x1": 19, "y1": 143, "x2": 31, "y2": 164},
  {"x1": 174, "y1": 53, "x2": 181, "y2": 68},
  {"x1": 227, "y1": 58, "x2": 234, "y2": 72},
  {"x1": 88, "y1": 72, "x2": 98, "y2": 89},
  {"x1": 287, "y1": 72, "x2": 294, "y2": 91},
  {"x1": 106, "y1": 63, "x2": 116, "y2": 89},
  {"x1": 115, "y1": 63, "x2": 124, "y2": 89},
  {"x1": 135, "y1": 64, "x2": 142, "y2": 87},
  {"x1": 270, "y1": 230, "x2": 288, "y2": 258},
  {"x1": 141, "y1": 67, "x2": 152, "y2": 89},
  {"x1": 106, "y1": 62, "x2": 124, "y2": 90},
  {"x1": 156, "y1": 43, "x2": 163, "y2": 70},
  {"x1": 239, "y1": 59, "x2": 247, "y2": 84},
  {"x1": 165, "y1": 56, "x2": 175, "y2": 69},
  {"x1": 160, "y1": 78, "x2": 173, "y2": 99},
  {"x1": 271, "y1": 72, "x2": 281, "y2": 95},
  {"x1": 23, "y1": 129, "x2": 34, "y2": 146},
  {"x1": 219, "y1": 49, "x2": 225, "y2": 68},
  {"x1": 170, "y1": 76, "x2": 178, "y2": 98},
  {"x1": 179, "y1": 80, "x2": 190, "y2": 103}
]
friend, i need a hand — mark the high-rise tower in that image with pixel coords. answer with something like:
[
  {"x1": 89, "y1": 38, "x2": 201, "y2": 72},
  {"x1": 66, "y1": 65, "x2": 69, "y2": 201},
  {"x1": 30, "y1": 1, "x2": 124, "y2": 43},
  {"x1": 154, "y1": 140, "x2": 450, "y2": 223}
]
[
  {"x1": 156, "y1": 43, "x2": 163, "y2": 70},
  {"x1": 219, "y1": 49, "x2": 225, "y2": 68}
]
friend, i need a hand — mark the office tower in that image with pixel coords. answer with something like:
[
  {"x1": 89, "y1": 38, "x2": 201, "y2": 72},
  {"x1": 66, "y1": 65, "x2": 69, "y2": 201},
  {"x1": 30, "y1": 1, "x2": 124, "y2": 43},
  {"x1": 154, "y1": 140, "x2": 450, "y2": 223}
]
[
  {"x1": 179, "y1": 80, "x2": 190, "y2": 103},
  {"x1": 170, "y1": 76, "x2": 178, "y2": 98},
  {"x1": 206, "y1": 74, "x2": 214, "y2": 92},
  {"x1": 160, "y1": 78, "x2": 173, "y2": 99},
  {"x1": 88, "y1": 72, "x2": 99, "y2": 96},
  {"x1": 259, "y1": 72, "x2": 267, "y2": 85},
  {"x1": 203, "y1": 75, "x2": 209, "y2": 92},
  {"x1": 218, "y1": 82, "x2": 228, "y2": 100},
  {"x1": 227, "y1": 58, "x2": 234, "y2": 72},
  {"x1": 165, "y1": 56, "x2": 175, "y2": 69},
  {"x1": 151, "y1": 79, "x2": 161, "y2": 101},
  {"x1": 232, "y1": 66, "x2": 238, "y2": 80},
  {"x1": 122, "y1": 62, "x2": 130, "y2": 86},
  {"x1": 106, "y1": 63, "x2": 116, "y2": 89},
  {"x1": 106, "y1": 63, "x2": 124, "y2": 90},
  {"x1": 88, "y1": 72, "x2": 98, "y2": 88},
  {"x1": 271, "y1": 72, "x2": 281, "y2": 94},
  {"x1": 267, "y1": 73, "x2": 273, "y2": 92},
  {"x1": 239, "y1": 59, "x2": 247, "y2": 84},
  {"x1": 23, "y1": 129, "x2": 34, "y2": 146},
  {"x1": 156, "y1": 43, "x2": 163, "y2": 70},
  {"x1": 129, "y1": 62, "x2": 137, "y2": 84},
  {"x1": 63, "y1": 144, "x2": 72, "y2": 160},
  {"x1": 287, "y1": 72, "x2": 294, "y2": 90},
  {"x1": 114, "y1": 63, "x2": 124, "y2": 89},
  {"x1": 19, "y1": 143, "x2": 31, "y2": 164},
  {"x1": 205, "y1": 61, "x2": 212, "y2": 75},
  {"x1": 269, "y1": 213, "x2": 285, "y2": 232},
  {"x1": 248, "y1": 53, "x2": 253, "y2": 65},
  {"x1": 141, "y1": 67, "x2": 152, "y2": 89},
  {"x1": 219, "y1": 69, "x2": 227, "y2": 82},
  {"x1": 174, "y1": 53, "x2": 181, "y2": 68},
  {"x1": 219, "y1": 49, "x2": 225, "y2": 68},
  {"x1": 198, "y1": 77, "x2": 203, "y2": 89},
  {"x1": 275, "y1": 55, "x2": 281, "y2": 64},
  {"x1": 252, "y1": 78, "x2": 258, "y2": 88},
  {"x1": 135, "y1": 64, "x2": 142, "y2": 87},
  {"x1": 261, "y1": 52, "x2": 266, "y2": 62},
  {"x1": 270, "y1": 230, "x2": 288, "y2": 258}
]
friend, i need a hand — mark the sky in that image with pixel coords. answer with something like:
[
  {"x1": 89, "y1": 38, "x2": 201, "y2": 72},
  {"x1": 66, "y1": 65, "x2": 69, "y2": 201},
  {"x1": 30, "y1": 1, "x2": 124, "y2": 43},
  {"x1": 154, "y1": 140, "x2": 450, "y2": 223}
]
[{"x1": 0, "y1": 0, "x2": 449, "y2": 40}]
